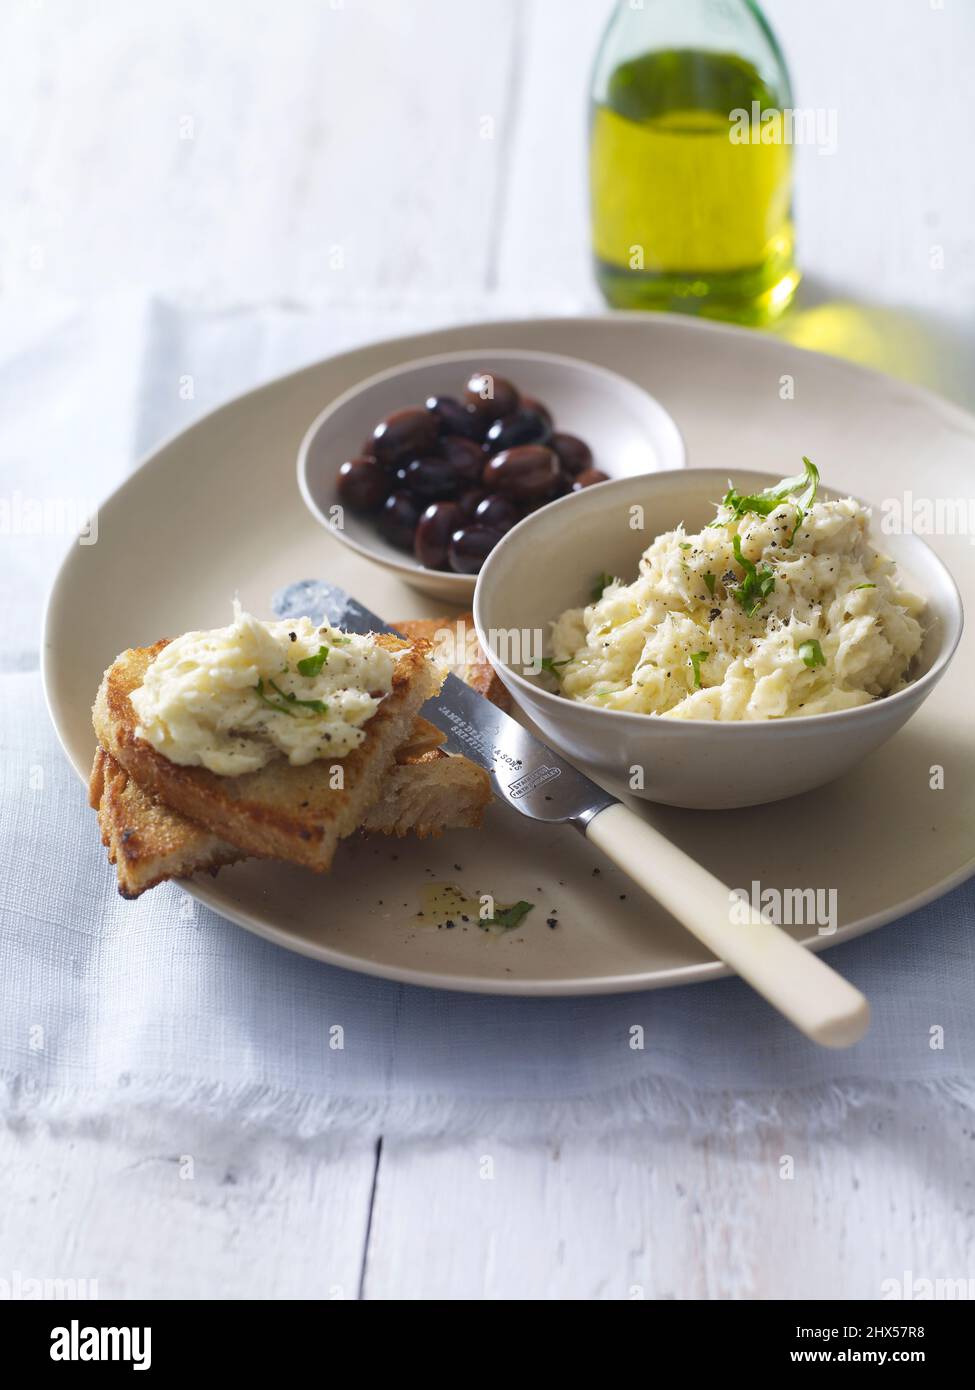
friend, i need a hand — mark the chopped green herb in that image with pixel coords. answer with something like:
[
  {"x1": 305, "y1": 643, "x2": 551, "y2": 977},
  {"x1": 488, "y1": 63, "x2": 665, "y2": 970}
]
[
  {"x1": 730, "y1": 534, "x2": 776, "y2": 616},
  {"x1": 712, "y1": 457, "x2": 820, "y2": 546},
  {"x1": 852, "y1": 583, "x2": 876, "y2": 590},
  {"x1": 270, "y1": 678, "x2": 328, "y2": 711},
  {"x1": 798, "y1": 639, "x2": 826, "y2": 669},
  {"x1": 689, "y1": 650, "x2": 709, "y2": 688},
  {"x1": 679, "y1": 542, "x2": 692, "y2": 551},
  {"x1": 296, "y1": 645, "x2": 329, "y2": 677},
  {"x1": 703, "y1": 572, "x2": 716, "y2": 596},
  {"x1": 482, "y1": 900, "x2": 535, "y2": 932},
  {"x1": 255, "y1": 677, "x2": 329, "y2": 717},
  {"x1": 591, "y1": 572, "x2": 615, "y2": 601},
  {"x1": 255, "y1": 678, "x2": 297, "y2": 716},
  {"x1": 540, "y1": 656, "x2": 570, "y2": 676}
]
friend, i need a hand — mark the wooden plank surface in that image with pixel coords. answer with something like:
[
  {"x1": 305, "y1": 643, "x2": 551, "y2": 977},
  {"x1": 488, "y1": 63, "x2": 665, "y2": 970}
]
[
  {"x1": 366, "y1": 1100, "x2": 975, "y2": 1300},
  {"x1": 0, "y1": 0, "x2": 519, "y2": 304},
  {"x1": 0, "y1": 1119, "x2": 379, "y2": 1300}
]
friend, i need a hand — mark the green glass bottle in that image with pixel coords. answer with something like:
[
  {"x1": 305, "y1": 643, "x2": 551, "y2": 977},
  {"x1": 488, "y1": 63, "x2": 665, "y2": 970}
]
[{"x1": 590, "y1": 0, "x2": 799, "y2": 325}]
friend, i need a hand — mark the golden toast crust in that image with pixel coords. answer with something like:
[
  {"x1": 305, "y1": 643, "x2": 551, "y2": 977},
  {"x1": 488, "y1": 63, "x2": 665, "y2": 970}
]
[
  {"x1": 88, "y1": 614, "x2": 499, "y2": 897},
  {"x1": 91, "y1": 748, "x2": 245, "y2": 898},
  {"x1": 394, "y1": 614, "x2": 510, "y2": 710},
  {"x1": 90, "y1": 740, "x2": 491, "y2": 896},
  {"x1": 92, "y1": 634, "x2": 441, "y2": 871}
]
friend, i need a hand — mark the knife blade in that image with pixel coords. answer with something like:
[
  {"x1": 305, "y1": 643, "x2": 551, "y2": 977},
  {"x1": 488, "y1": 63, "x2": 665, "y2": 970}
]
[{"x1": 272, "y1": 579, "x2": 618, "y2": 829}]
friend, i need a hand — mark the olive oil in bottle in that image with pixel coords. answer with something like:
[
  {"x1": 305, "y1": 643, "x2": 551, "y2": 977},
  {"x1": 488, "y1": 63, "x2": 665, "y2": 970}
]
[{"x1": 590, "y1": 2, "x2": 799, "y2": 325}]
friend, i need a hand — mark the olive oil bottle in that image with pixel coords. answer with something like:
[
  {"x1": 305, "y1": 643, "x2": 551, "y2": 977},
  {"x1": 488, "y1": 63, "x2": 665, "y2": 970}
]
[{"x1": 590, "y1": 0, "x2": 798, "y2": 325}]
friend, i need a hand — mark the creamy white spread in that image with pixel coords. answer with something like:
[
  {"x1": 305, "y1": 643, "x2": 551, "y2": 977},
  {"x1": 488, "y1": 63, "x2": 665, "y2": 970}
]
[
  {"x1": 548, "y1": 465, "x2": 925, "y2": 721},
  {"x1": 130, "y1": 601, "x2": 395, "y2": 774}
]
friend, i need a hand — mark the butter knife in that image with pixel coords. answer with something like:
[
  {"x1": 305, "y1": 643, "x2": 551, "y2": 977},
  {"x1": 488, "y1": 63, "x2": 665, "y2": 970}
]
[{"x1": 275, "y1": 580, "x2": 870, "y2": 1047}]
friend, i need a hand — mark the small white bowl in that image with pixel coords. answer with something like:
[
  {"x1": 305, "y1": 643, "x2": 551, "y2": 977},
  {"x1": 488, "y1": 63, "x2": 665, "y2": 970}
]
[
  {"x1": 473, "y1": 468, "x2": 963, "y2": 810},
  {"x1": 297, "y1": 348, "x2": 685, "y2": 602}
]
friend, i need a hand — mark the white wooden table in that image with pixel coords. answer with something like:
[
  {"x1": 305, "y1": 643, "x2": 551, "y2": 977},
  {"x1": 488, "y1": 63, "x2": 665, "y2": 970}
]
[{"x1": 3, "y1": 0, "x2": 974, "y2": 1300}]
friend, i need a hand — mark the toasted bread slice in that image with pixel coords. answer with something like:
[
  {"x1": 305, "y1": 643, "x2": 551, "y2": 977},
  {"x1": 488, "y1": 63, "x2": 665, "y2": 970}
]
[
  {"x1": 394, "y1": 613, "x2": 510, "y2": 710},
  {"x1": 360, "y1": 743, "x2": 489, "y2": 839},
  {"x1": 92, "y1": 634, "x2": 442, "y2": 872},
  {"x1": 90, "y1": 736, "x2": 491, "y2": 898},
  {"x1": 91, "y1": 747, "x2": 246, "y2": 897},
  {"x1": 393, "y1": 716, "x2": 447, "y2": 759}
]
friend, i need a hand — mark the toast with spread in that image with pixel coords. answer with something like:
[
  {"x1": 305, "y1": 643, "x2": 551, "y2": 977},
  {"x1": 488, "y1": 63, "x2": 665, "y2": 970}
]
[
  {"x1": 90, "y1": 724, "x2": 490, "y2": 897},
  {"x1": 93, "y1": 632, "x2": 441, "y2": 872},
  {"x1": 90, "y1": 612, "x2": 500, "y2": 897}
]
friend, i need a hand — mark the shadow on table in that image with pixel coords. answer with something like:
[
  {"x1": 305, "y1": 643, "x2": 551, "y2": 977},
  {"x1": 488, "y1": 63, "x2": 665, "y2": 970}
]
[{"x1": 774, "y1": 276, "x2": 975, "y2": 414}]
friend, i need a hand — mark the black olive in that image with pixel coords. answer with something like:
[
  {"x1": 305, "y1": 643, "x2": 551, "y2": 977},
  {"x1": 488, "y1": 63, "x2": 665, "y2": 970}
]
[
  {"x1": 425, "y1": 395, "x2": 482, "y2": 440},
  {"x1": 484, "y1": 408, "x2": 551, "y2": 454},
  {"x1": 549, "y1": 432, "x2": 594, "y2": 476},
  {"x1": 404, "y1": 455, "x2": 460, "y2": 501},
  {"x1": 378, "y1": 491, "x2": 423, "y2": 549},
  {"x1": 414, "y1": 501, "x2": 463, "y2": 569},
  {"x1": 463, "y1": 371, "x2": 521, "y2": 423},
  {"x1": 440, "y1": 435, "x2": 485, "y2": 486},
  {"x1": 337, "y1": 457, "x2": 389, "y2": 514},
  {"x1": 482, "y1": 444, "x2": 561, "y2": 501},
  {"x1": 447, "y1": 524, "x2": 500, "y2": 575},
  {"x1": 456, "y1": 487, "x2": 487, "y2": 520},
  {"x1": 571, "y1": 467, "x2": 610, "y2": 490},
  {"x1": 474, "y1": 494, "x2": 521, "y2": 534},
  {"x1": 521, "y1": 395, "x2": 553, "y2": 429},
  {"x1": 370, "y1": 408, "x2": 439, "y2": 467}
]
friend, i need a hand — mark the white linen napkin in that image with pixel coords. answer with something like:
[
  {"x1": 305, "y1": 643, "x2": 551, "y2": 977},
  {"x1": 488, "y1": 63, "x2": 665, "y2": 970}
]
[{"x1": 2, "y1": 294, "x2": 973, "y2": 1137}]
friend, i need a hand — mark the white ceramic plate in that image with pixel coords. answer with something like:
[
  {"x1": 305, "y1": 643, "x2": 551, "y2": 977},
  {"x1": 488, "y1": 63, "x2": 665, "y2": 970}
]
[
  {"x1": 43, "y1": 315, "x2": 975, "y2": 996},
  {"x1": 298, "y1": 347, "x2": 686, "y2": 602}
]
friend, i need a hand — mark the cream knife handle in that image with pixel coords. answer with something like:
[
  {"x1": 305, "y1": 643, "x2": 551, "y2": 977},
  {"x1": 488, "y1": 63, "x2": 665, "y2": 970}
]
[{"x1": 585, "y1": 803, "x2": 870, "y2": 1048}]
